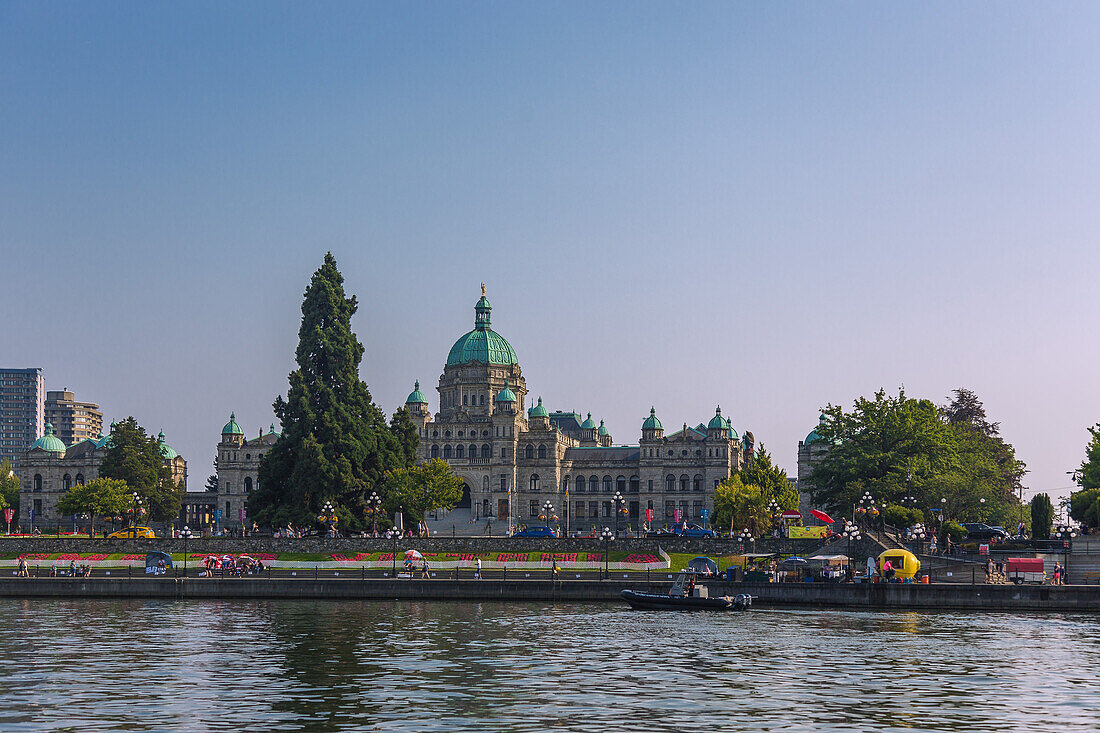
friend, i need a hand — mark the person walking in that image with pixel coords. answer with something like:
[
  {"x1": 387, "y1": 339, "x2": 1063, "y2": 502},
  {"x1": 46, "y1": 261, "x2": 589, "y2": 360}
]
[
  {"x1": 17, "y1": 557, "x2": 28, "y2": 577},
  {"x1": 475, "y1": 557, "x2": 482, "y2": 580}
]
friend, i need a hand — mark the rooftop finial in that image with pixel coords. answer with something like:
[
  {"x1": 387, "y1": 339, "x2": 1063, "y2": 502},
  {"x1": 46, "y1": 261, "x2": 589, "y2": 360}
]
[{"x1": 481, "y1": 282, "x2": 486, "y2": 295}]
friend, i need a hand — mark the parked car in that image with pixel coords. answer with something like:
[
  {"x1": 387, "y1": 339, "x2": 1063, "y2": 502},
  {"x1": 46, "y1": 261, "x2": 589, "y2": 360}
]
[
  {"x1": 108, "y1": 526, "x2": 156, "y2": 539},
  {"x1": 511, "y1": 525, "x2": 557, "y2": 538},
  {"x1": 645, "y1": 527, "x2": 677, "y2": 538},
  {"x1": 960, "y1": 523, "x2": 1009, "y2": 541},
  {"x1": 675, "y1": 524, "x2": 718, "y2": 538}
]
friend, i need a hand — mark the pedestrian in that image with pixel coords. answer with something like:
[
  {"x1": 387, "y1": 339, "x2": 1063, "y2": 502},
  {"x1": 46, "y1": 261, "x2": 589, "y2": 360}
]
[
  {"x1": 986, "y1": 558, "x2": 994, "y2": 579},
  {"x1": 17, "y1": 557, "x2": 27, "y2": 577},
  {"x1": 475, "y1": 557, "x2": 482, "y2": 580},
  {"x1": 69, "y1": 559, "x2": 76, "y2": 576}
]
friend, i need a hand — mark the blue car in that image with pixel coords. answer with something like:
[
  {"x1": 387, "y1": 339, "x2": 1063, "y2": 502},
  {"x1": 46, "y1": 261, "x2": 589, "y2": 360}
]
[
  {"x1": 511, "y1": 526, "x2": 558, "y2": 538},
  {"x1": 675, "y1": 524, "x2": 718, "y2": 538}
]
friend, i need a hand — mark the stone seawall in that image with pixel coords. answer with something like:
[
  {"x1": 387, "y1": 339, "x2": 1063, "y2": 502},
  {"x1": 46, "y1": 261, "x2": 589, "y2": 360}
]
[{"x1": 0, "y1": 577, "x2": 1097, "y2": 612}]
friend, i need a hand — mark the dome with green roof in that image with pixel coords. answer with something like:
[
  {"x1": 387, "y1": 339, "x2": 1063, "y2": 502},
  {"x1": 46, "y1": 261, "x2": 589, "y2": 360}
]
[
  {"x1": 446, "y1": 293, "x2": 520, "y2": 367},
  {"x1": 642, "y1": 407, "x2": 662, "y2": 431},
  {"x1": 528, "y1": 397, "x2": 548, "y2": 418},
  {"x1": 267, "y1": 424, "x2": 280, "y2": 436},
  {"x1": 597, "y1": 419, "x2": 609, "y2": 436},
  {"x1": 222, "y1": 412, "x2": 244, "y2": 435},
  {"x1": 805, "y1": 413, "x2": 827, "y2": 444},
  {"x1": 157, "y1": 430, "x2": 179, "y2": 460},
  {"x1": 580, "y1": 412, "x2": 596, "y2": 430},
  {"x1": 95, "y1": 428, "x2": 112, "y2": 450},
  {"x1": 708, "y1": 406, "x2": 731, "y2": 431},
  {"x1": 405, "y1": 380, "x2": 427, "y2": 405},
  {"x1": 495, "y1": 379, "x2": 517, "y2": 403},
  {"x1": 31, "y1": 423, "x2": 67, "y2": 454}
]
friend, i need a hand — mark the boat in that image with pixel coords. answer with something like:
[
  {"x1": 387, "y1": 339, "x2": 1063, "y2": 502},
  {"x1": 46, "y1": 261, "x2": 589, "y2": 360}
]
[{"x1": 621, "y1": 571, "x2": 753, "y2": 611}]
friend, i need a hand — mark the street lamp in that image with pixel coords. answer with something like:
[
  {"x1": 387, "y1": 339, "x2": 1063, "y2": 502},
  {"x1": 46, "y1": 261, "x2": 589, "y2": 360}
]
[
  {"x1": 318, "y1": 501, "x2": 338, "y2": 538},
  {"x1": 904, "y1": 523, "x2": 926, "y2": 553},
  {"x1": 841, "y1": 523, "x2": 862, "y2": 580},
  {"x1": 127, "y1": 492, "x2": 144, "y2": 537},
  {"x1": 600, "y1": 526, "x2": 615, "y2": 579},
  {"x1": 366, "y1": 492, "x2": 382, "y2": 536},
  {"x1": 541, "y1": 500, "x2": 556, "y2": 533},
  {"x1": 736, "y1": 528, "x2": 753, "y2": 554},
  {"x1": 978, "y1": 497, "x2": 986, "y2": 523},
  {"x1": 385, "y1": 526, "x2": 401, "y2": 577},
  {"x1": 1057, "y1": 524, "x2": 1078, "y2": 583},
  {"x1": 180, "y1": 525, "x2": 193, "y2": 577},
  {"x1": 612, "y1": 491, "x2": 626, "y2": 535}
]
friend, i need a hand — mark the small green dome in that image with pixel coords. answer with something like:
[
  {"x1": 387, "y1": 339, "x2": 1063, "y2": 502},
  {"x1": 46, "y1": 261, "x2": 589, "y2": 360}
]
[
  {"x1": 268, "y1": 423, "x2": 280, "y2": 436},
  {"x1": 406, "y1": 380, "x2": 428, "y2": 404},
  {"x1": 157, "y1": 430, "x2": 179, "y2": 460},
  {"x1": 95, "y1": 429, "x2": 112, "y2": 450},
  {"x1": 642, "y1": 407, "x2": 662, "y2": 431},
  {"x1": 805, "y1": 413, "x2": 827, "y2": 444},
  {"x1": 31, "y1": 423, "x2": 67, "y2": 454},
  {"x1": 495, "y1": 379, "x2": 517, "y2": 403},
  {"x1": 222, "y1": 412, "x2": 244, "y2": 435},
  {"x1": 708, "y1": 406, "x2": 731, "y2": 431},
  {"x1": 446, "y1": 293, "x2": 519, "y2": 366},
  {"x1": 597, "y1": 419, "x2": 609, "y2": 436},
  {"x1": 528, "y1": 397, "x2": 548, "y2": 418},
  {"x1": 580, "y1": 412, "x2": 596, "y2": 430}
]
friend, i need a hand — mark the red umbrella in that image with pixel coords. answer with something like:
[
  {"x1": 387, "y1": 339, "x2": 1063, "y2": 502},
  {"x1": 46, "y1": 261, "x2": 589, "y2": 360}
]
[{"x1": 810, "y1": 510, "x2": 835, "y2": 524}]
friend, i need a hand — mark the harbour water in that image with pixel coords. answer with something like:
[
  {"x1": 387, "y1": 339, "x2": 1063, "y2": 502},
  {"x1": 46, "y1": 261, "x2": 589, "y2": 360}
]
[{"x1": 1, "y1": 599, "x2": 1097, "y2": 731}]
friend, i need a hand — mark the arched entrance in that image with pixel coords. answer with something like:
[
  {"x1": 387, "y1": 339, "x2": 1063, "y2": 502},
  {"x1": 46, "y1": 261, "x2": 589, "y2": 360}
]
[{"x1": 457, "y1": 482, "x2": 472, "y2": 509}]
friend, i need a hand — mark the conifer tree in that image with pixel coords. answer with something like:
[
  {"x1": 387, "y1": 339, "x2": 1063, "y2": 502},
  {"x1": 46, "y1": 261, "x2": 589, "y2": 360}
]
[
  {"x1": 98, "y1": 417, "x2": 182, "y2": 523},
  {"x1": 252, "y1": 253, "x2": 417, "y2": 529}
]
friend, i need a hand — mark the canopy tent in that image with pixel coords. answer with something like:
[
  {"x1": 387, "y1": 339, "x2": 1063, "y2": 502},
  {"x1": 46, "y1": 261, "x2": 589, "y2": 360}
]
[
  {"x1": 809, "y1": 510, "x2": 835, "y2": 524},
  {"x1": 686, "y1": 556, "x2": 719, "y2": 576},
  {"x1": 807, "y1": 554, "x2": 850, "y2": 561},
  {"x1": 780, "y1": 510, "x2": 802, "y2": 519},
  {"x1": 779, "y1": 556, "x2": 809, "y2": 567},
  {"x1": 740, "y1": 553, "x2": 778, "y2": 559}
]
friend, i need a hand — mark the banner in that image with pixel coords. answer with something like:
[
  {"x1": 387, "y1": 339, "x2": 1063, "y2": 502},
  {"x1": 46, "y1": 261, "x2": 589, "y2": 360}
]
[{"x1": 788, "y1": 525, "x2": 828, "y2": 539}]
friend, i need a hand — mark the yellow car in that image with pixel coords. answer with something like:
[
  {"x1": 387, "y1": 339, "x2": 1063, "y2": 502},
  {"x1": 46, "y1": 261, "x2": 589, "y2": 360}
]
[{"x1": 108, "y1": 527, "x2": 156, "y2": 539}]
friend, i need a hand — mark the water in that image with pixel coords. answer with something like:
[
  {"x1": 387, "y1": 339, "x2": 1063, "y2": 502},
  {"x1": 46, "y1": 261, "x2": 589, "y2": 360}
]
[{"x1": 0, "y1": 599, "x2": 1097, "y2": 731}]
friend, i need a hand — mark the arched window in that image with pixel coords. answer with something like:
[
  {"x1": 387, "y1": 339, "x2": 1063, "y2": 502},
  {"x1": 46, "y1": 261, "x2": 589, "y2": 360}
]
[
  {"x1": 245, "y1": 477, "x2": 253, "y2": 493},
  {"x1": 680, "y1": 474, "x2": 689, "y2": 492},
  {"x1": 668, "y1": 450, "x2": 674, "y2": 457},
  {"x1": 603, "y1": 476, "x2": 612, "y2": 493},
  {"x1": 445, "y1": 431, "x2": 451, "y2": 438},
  {"x1": 469, "y1": 443, "x2": 477, "y2": 457},
  {"x1": 483, "y1": 476, "x2": 490, "y2": 491},
  {"x1": 455, "y1": 445, "x2": 465, "y2": 458},
  {"x1": 525, "y1": 445, "x2": 534, "y2": 459},
  {"x1": 245, "y1": 454, "x2": 251, "y2": 461},
  {"x1": 443, "y1": 445, "x2": 452, "y2": 458},
  {"x1": 616, "y1": 476, "x2": 626, "y2": 493},
  {"x1": 530, "y1": 474, "x2": 540, "y2": 491},
  {"x1": 63, "y1": 474, "x2": 72, "y2": 491},
  {"x1": 480, "y1": 395, "x2": 486, "y2": 406},
  {"x1": 630, "y1": 476, "x2": 639, "y2": 493},
  {"x1": 431, "y1": 445, "x2": 440, "y2": 458},
  {"x1": 537, "y1": 445, "x2": 547, "y2": 459},
  {"x1": 693, "y1": 474, "x2": 702, "y2": 492},
  {"x1": 666, "y1": 474, "x2": 675, "y2": 492},
  {"x1": 75, "y1": 473, "x2": 84, "y2": 485},
  {"x1": 695, "y1": 450, "x2": 701, "y2": 457},
  {"x1": 590, "y1": 475, "x2": 599, "y2": 493},
  {"x1": 458, "y1": 430, "x2": 464, "y2": 438},
  {"x1": 576, "y1": 476, "x2": 586, "y2": 493},
  {"x1": 432, "y1": 430, "x2": 439, "y2": 438},
  {"x1": 481, "y1": 444, "x2": 490, "y2": 458},
  {"x1": 34, "y1": 474, "x2": 42, "y2": 492}
]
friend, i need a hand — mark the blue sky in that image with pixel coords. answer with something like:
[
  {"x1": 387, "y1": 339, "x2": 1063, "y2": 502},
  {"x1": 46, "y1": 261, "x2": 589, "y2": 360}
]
[{"x1": 3, "y1": 3, "x2": 1098, "y2": 505}]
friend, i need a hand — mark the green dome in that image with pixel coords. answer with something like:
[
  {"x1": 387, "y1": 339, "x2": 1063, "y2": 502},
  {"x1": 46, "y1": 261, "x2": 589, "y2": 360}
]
[
  {"x1": 580, "y1": 412, "x2": 596, "y2": 430},
  {"x1": 222, "y1": 412, "x2": 244, "y2": 435},
  {"x1": 406, "y1": 380, "x2": 428, "y2": 404},
  {"x1": 528, "y1": 396, "x2": 548, "y2": 418},
  {"x1": 268, "y1": 423, "x2": 280, "y2": 436},
  {"x1": 31, "y1": 423, "x2": 67, "y2": 454},
  {"x1": 446, "y1": 294, "x2": 519, "y2": 366},
  {"x1": 495, "y1": 379, "x2": 517, "y2": 403},
  {"x1": 805, "y1": 413, "x2": 827, "y2": 445},
  {"x1": 708, "y1": 406, "x2": 730, "y2": 431},
  {"x1": 642, "y1": 407, "x2": 662, "y2": 431},
  {"x1": 157, "y1": 430, "x2": 179, "y2": 460},
  {"x1": 728, "y1": 425, "x2": 740, "y2": 441},
  {"x1": 95, "y1": 429, "x2": 112, "y2": 450},
  {"x1": 597, "y1": 419, "x2": 609, "y2": 436}
]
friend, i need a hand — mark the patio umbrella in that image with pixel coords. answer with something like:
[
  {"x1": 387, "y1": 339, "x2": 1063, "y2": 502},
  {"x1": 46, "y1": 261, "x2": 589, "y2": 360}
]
[
  {"x1": 809, "y1": 510, "x2": 835, "y2": 524},
  {"x1": 403, "y1": 550, "x2": 423, "y2": 562},
  {"x1": 779, "y1": 556, "x2": 809, "y2": 567}
]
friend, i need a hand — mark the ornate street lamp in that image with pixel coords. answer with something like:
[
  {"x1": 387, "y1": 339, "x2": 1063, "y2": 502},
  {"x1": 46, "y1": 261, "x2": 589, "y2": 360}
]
[
  {"x1": 318, "y1": 501, "x2": 339, "y2": 538},
  {"x1": 736, "y1": 528, "x2": 753, "y2": 554},
  {"x1": 600, "y1": 526, "x2": 615, "y2": 579},
  {"x1": 366, "y1": 492, "x2": 382, "y2": 536},
  {"x1": 179, "y1": 525, "x2": 193, "y2": 577},
  {"x1": 386, "y1": 526, "x2": 401, "y2": 577},
  {"x1": 904, "y1": 523, "x2": 926, "y2": 553},
  {"x1": 841, "y1": 523, "x2": 862, "y2": 581},
  {"x1": 612, "y1": 491, "x2": 627, "y2": 535},
  {"x1": 540, "y1": 500, "x2": 556, "y2": 533},
  {"x1": 1057, "y1": 524, "x2": 1078, "y2": 583}
]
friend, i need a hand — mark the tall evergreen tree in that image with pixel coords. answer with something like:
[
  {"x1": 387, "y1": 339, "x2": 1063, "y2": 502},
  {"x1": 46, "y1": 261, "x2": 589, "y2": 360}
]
[
  {"x1": 252, "y1": 253, "x2": 411, "y2": 529},
  {"x1": 98, "y1": 417, "x2": 182, "y2": 523}
]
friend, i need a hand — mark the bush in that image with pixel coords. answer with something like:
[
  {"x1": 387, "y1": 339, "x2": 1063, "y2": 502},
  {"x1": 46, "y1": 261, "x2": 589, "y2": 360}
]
[{"x1": 942, "y1": 520, "x2": 966, "y2": 541}]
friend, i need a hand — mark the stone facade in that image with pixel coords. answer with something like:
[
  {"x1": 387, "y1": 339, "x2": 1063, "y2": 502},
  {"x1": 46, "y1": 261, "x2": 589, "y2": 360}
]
[
  {"x1": 796, "y1": 414, "x2": 831, "y2": 514},
  {"x1": 201, "y1": 416, "x2": 279, "y2": 529},
  {"x1": 18, "y1": 427, "x2": 186, "y2": 528},
  {"x1": 403, "y1": 291, "x2": 756, "y2": 533}
]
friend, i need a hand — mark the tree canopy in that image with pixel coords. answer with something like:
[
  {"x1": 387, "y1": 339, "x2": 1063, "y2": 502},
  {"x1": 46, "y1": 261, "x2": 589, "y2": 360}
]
[
  {"x1": 0, "y1": 460, "x2": 18, "y2": 517},
  {"x1": 1069, "y1": 424, "x2": 1100, "y2": 528},
  {"x1": 252, "y1": 253, "x2": 419, "y2": 529},
  {"x1": 98, "y1": 417, "x2": 182, "y2": 523},
  {"x1": 1030, "y1": 493, "x2": 1054, "y2": 540},
  {"x1": 712, "y1": 446, "x2": 798, "y2": 534},
  {"x1": 808, "y1": 388, "x2": 1027, "y2": 527},
  {"x1": 382, "y1": 459, "x2": 465, "y2": 530},
  {"x1": 57, "y1": 477, "x2": 130, "y2": 535}
]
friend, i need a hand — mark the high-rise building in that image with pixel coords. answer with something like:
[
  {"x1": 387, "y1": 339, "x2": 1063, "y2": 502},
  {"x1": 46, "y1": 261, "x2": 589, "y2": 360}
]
[
  {"x1": 45, "y1": 390, "x2": 103, "y2": 447},
  {"x1": 0, "y1": 368, "x2": 45, "y2": 470}
]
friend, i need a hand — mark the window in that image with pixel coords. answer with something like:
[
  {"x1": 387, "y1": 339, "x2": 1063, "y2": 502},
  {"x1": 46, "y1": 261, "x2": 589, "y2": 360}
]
[
  {"x1": 246, "y1": 454, "x2": 251, "y2": 461},
  {"x1": 647, "y1": 479, "x2": 653, "y2": 492},
  {"x1": 681, "y1": 450, "x2": 687, "y2": 457},
  {"x1": 431, "y1": 445, "x2": 440, "y2": 458},
  {"x1": 538, "y1": 444, "x2": 547, "y2": 459},
  {"x1": 34, "y1": 474, "x2": 42, "y2": 492},
  {"x1": 500, "y1": 475, "x2": 507, "y2": 491},
  {"x1": 530, "y1": 474, "x2": 540, "y2": 492},
  {"x1": 226, "y1": 501, "x2": 232, "y2": 517},
  {"x1": 530, "y1": 500, "x2": 538, "y2": 518},
  {"x1": 666, "y1": 475, "x2": 675, "y2": 492},
  {"x1": 693, "y1": 501, "x2": 703, "y2": 518},
  {"x1": 483, "y1": 476, "x2": 490, "y2": 491},
  {"x1": 668, "y1": 450, "x2": 673, "y2": 457},
  {"x1": 589, "y1": 501, "x2": 599, "y2": 518},
  {"x1": 563, "y1": 477, "x2": 570, "y2": 492},
  {"x1": 630, "y1": 476, "x2": 640, "y2": 493},
  {"x1": 443, "y1": 445, "x2": 452, "y2": 459},
  {"x1": 245, "y1": 477, "x2": 253, "y2": 493},
  {"x1": 695, "y1": 450, "x2": 701, "y2": 457},
  {"x1": 590, "y1": 475, "x2": 599, "y2": 493},
  {"x1": 693, "y1": 474, "x2": 702, "y2": 492},
  {"x1": 458, "y1": 431, "x2": 464, "y2": 438},
  {"x1": 469, "y1": 443, "x2": 477, "y2": 457},
  {"x1": 75, "y1": 473, "x2": 84, "y2": 485},
  {"x1": 679, "y1": 500, "x2": 689, "y2": 518},
  {"x1": 482, "y1": 444, "x2": 491, "y2": 458},
  {"x1": 480, "y1": 395, "x2": 485, "y2": 406},
  {"x1": 501, "y1": 447, "x2": 508, "y2": 459},
  {"x1": 455, "y1": 445, "x2": 465, "y2": 458},
  {"x1": 680, "y1": 475, "x2": 689, "y2": 492},
  {"x1": 576, "y1": 476, "x2": 585, "y2": 493},
  {"x1": 63, "y1": 474, "x2": 71, "y2": 491},
  {"x1": 603, "y1": 476, "x2": 612, "y2": 493},
  {"x1": 445, "y1": 431, "x2": 451, "y2": 438},
  {"x1": 525, "y1": 445, "x2": 534, "y2": 459},
  {"x1": 432, "y1": 430, "x2": 439, "y2": 438},
  {"x1": 34, "y1": 499, "x2": 42, "y2": 516},
  {"x1": 617, "y1": 476, "x2": 626, "y2": 494},
  {"x1": 463, "y1": 394, "x2": 468, "y2": 406},
  {"x1": 603, "y1": 501, "x2": 612, "y2": 518},
  {"x1": 575, "y1": 501, "x2": 585, "y2": 518}
]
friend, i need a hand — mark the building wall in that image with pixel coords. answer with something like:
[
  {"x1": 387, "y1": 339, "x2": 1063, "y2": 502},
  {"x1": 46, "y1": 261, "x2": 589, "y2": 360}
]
[
  {"x1": 213, "y1": 429, "x2": 278, "y2": 528},
  {"x1": 0, "y1": 368, "x2": 45, "y2": 470},
  {"x1": 45, "y1": 390, "x2": 103, "y2": 447}
]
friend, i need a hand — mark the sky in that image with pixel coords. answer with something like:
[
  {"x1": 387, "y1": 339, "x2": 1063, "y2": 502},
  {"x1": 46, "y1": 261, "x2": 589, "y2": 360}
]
[{"x1": 3, "y1": 3, "x2": 1099, "y2": 507}]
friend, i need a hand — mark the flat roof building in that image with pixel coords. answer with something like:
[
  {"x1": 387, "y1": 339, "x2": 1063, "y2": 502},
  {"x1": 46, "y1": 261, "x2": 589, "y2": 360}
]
[
  {"x1": 45, "y1": 390, "x2": 103, "y2": 448},
  {"x1": 0, "y1": 368, "x2": 45, "y2": 470}
]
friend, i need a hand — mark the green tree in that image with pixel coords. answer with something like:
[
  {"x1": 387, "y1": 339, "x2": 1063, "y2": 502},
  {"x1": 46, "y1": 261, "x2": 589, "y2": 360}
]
[
  {"x1": 382, "y1": 459, "x2": 464, "y2": 531},
  {"x1": 57, "y1": 477, "x2": 130, "y2": 536},
  {"x1": 737, "y1": 445, "x2": 798, "y2": 509},
  {"x1": 389, "y1": 407, "x2": 420, "y2": 469},
  {"x1": 713, "y1": 475, "x2": 769, "y2": 536},
  {"x1": 98, "y1": 417, "x2": 182, "y2": 523},
  {"x1": 0, "y1": 459, "x2": 19, "y2": 519},
  {"x1": 253, "y1": 253, "x2": 410, "y2": 529},
  {"x1": 1069, "y1": 424, "x2": 1100, "y2": 528},
  {"x1": 1030, "y1": 494, "x2": 1054, "y2": 540}
]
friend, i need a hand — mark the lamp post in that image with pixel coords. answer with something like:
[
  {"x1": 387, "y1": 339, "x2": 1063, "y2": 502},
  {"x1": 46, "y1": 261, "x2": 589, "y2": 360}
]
[
  {"x1": 904, "y1": 523, "x2": 926, "y2": 554},
  {"x1": 180, "y1": 525, "x2": 193, "y2": 577},
  {"x1": 766, "y1": 499, "x2": 780, "y2": 535},
  {"x1": 541, "y1": 500, "x2": 555, "y2": 533},
  {"x1": 737, "y1": 528, "x2": 753, "y2": 554},
  {"x1": 366, "y1": 492, "x2": 382, "y2": 536},
  {"x1": 841, "y1": 523, "x2": 862, "y2": 581},
  {"x1": 600, "y1": 526, "x2": 614, "y2": 579},
  {"x1": 318, "y1": 501, "x2": 338, "y2": 539},
  {"x1": 127, "y1": 492, "x2": 144, "y2": 537},
  {"x1": 612, "y1": 491, "x2": 626, "y2": 535},
  {"x1": 386, "y1": 526, "x2": 400, "y2": 577},
  {"x1": 1057, "y1": 524, "x2": 1078, "y2": 584}
]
